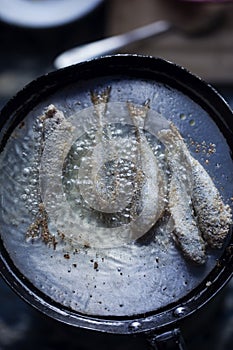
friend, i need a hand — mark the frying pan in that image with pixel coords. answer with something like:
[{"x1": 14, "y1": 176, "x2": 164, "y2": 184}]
[{"x1": 0, "y1": 55, "x2": 232, "y2": 349}]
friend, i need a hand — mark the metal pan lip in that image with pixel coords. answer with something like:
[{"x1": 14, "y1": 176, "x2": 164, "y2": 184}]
[{"x1": 0, "y1": 54, "x2": 232, "y2": 334}]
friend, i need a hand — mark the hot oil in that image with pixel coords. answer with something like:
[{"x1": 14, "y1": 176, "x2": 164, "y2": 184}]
[{"x1": 0, "y1": 78, "x2": 232, "y2": 318}]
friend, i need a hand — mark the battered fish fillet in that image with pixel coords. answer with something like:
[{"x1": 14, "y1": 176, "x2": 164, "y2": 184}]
[
  {"x1": 127, "y1": 102, "x2": 166, "y2": 224},
  {"x1": 190, "y1": 157, "x2": 232, "y2": 249},
  {"x1": 158, "y1": 125, "x2": 206, "y2": 264},
  {"x1": 158, "y1": 123, "x2": 232, "y2": 264},
  {"x1": 169, "y1": 174, "x2": 207, "y2": 264}
]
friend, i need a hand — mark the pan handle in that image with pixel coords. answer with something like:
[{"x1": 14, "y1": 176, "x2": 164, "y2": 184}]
[{"x1": 147, "y1": 328, "x2": 186, "y2": 350}]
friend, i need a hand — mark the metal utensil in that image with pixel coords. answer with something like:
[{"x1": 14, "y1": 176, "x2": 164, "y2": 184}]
[
  {"x1": 54, "y1": 4, "x2": 224, "y2": 69},
  {"x1": 54, "y1": 20, "x2": 172, "y2": 69}
]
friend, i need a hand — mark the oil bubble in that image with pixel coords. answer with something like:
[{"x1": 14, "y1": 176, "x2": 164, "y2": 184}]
[
  {"x1": 179, "y1": 113, "x2": 186, "y2": 121},
  {"x1": 23, "y1": 167, "x2": 31, "y2": 176},
  {"x1": 189, "y1": 119, "x2": 195, "y2": 126}
]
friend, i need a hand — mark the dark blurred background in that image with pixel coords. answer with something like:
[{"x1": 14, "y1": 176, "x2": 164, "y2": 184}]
[{"x1": 0, "y1": 0, "x2": 233, "y2": 349}]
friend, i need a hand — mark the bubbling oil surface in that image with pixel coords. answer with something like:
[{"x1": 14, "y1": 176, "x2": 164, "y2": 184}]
[{"x1": 0, "y1": 83, "x2": 232, "y2": 317}]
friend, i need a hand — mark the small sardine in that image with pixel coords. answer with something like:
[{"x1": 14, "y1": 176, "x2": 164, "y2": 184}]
[
  {"x1": 127, "y1": 102, "x2": 167, "y2": 224},
  {"x1": 158, "y1": 123, "x2": 232, "y2": 263},
  {"x1": 158, "y1": 125, "x2": 206, "y2": 264},
  {"x1": 190, "y1": 156, "x2": 232, "y2": 249}
]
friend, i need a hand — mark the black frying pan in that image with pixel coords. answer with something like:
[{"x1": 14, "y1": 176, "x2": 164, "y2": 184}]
[{"x1": 0, "y1": 55, "x2": 232, "y2": 349}]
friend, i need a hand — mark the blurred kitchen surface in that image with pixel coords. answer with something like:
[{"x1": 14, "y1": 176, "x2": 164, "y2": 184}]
[
  {"x1": 0, "y1": 0, "x2": 107, "y2": 108},
  {"x1": 0, "y1": 0, "x2": 233, "y2": 349},
  {"x1": 106, "y1": 0, "x2": 233, "y2": 83},
  {"x1": 0, "y1": 0, "x2": 233, "y2": 107}
]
